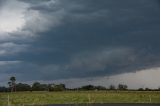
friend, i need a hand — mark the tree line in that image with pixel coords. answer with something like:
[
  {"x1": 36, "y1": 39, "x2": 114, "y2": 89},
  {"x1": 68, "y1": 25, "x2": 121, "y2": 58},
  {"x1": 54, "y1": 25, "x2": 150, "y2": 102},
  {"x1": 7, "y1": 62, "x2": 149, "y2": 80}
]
[{"x1": 0, "y1": 76, "x2": 160, "y2": 92}]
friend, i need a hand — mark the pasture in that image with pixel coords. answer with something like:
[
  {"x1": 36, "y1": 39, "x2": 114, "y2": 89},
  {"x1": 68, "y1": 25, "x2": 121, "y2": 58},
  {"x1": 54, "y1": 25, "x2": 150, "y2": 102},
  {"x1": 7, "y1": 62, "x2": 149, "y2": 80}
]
[{"x1": 0, "y1": 91, "x2": 160, "y2": 106}]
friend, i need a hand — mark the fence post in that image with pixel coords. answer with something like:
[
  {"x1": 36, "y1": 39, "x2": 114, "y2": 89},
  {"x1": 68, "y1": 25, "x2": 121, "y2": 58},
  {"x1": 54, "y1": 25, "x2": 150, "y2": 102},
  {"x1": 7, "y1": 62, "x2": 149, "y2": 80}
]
[{"x1": 149, "y1": 95, "x2": 152, "y2": 103}]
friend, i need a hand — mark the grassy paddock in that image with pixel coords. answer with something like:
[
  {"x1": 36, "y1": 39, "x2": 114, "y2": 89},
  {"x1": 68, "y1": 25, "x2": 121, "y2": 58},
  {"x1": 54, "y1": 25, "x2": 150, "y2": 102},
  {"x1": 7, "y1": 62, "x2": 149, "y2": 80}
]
[{"x1": 0, "y1": 91, "x2": 160, "y2": 106}]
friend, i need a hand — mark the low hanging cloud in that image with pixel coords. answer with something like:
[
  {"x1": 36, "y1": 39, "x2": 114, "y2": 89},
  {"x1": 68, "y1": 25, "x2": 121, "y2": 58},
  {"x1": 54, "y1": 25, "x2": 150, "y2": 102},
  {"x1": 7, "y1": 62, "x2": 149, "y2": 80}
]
[
  {"x1": 61, "y1": 67, "x2": 160, "y2": 89},
  {"x1": 65, "y1": 48, "x2": 135, "y2": 76}
]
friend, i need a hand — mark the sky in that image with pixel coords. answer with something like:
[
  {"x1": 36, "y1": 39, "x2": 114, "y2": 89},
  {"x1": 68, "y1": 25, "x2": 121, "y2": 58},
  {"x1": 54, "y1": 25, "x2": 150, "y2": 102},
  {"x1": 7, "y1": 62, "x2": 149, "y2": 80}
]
[{"x1": 0, "y1": 0, "x2": 160, "y2": 89}]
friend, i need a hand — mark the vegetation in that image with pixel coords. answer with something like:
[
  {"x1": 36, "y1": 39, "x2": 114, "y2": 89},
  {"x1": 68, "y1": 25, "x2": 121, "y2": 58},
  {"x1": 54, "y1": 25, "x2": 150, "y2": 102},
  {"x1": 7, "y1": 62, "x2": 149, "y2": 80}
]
[
  {"x1": 8, "y1": 76, "x2": 16, "y2": 92},
  {"x1": 0, "y1": 91, "x2": 160, "y2": 106},
  {"x1": 0, "y1": 77, "x2": 160, "y2": 92},
  {"x1": 109, "y1": 85, "x2": 116, "y2": 90},
  {"x1": 0, "y1": 76, "x2": 160, "y2": 105},
  {"x1": 0, "y1": 76, "x2": 159, "y2": 92},
  {"x1": 118, "y1": 84, "x2": 128, "y2": 90},
  {"x1": 16, "y1": 83, "x2": 31, "y2": 91}
]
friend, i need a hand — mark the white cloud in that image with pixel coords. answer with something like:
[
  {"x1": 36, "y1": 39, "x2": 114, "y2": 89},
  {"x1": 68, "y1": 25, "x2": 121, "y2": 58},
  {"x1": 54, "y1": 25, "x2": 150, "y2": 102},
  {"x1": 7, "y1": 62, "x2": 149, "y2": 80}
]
[
  {"x1": 0, "y1": 0, "x2": 28, "y2": 33},
  {"x1": 23, "y1": 9, "x2": 64, "y2": 33},
  {"x1": 0, "y1": 0, "x2": 63, "y2": 37}
]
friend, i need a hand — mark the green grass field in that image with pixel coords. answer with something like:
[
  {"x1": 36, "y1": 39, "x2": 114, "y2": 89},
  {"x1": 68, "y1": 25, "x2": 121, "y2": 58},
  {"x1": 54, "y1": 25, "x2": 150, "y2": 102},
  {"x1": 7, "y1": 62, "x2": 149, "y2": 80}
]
[{"x1": 0, "y1": 91, "x2": 160, "y2": 106}]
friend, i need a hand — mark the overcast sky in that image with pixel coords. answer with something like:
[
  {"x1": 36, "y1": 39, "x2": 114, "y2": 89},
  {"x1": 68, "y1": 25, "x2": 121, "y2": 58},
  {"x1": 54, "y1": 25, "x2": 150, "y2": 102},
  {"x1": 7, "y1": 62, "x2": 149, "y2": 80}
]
[{"x1": 0, "y1": 0, "x2": 160, "y2": 89}]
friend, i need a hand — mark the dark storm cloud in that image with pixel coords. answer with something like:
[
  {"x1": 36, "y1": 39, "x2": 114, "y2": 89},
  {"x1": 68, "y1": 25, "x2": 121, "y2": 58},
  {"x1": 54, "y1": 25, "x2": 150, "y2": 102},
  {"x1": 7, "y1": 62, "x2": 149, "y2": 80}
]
[
  {"x1": 18, "y1": 0, "x2": 51, "y2": 4},
  {"x1": 1, "y1": 0, "x2": 160, "y2": 82},
  {"x1": 0, "y1": 0, "x2": 6, "y2": 7},
  {"x1": 157, "y1": 0, "x2": 160, "y2": 4}
]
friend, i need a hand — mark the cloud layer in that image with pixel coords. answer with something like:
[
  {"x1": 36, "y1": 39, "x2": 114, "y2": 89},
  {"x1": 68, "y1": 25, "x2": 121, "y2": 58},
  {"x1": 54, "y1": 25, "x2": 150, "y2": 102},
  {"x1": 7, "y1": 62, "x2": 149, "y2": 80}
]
[{"x1": 0, "y1": 0, "x2": 160, "y2": 88}]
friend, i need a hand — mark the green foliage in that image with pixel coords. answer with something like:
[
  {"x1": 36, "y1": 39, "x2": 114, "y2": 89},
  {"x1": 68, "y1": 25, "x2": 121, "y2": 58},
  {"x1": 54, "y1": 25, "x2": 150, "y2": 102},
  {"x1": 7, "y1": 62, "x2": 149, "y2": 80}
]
[
  {"x1": 80, "y1": 85, "x2": 106, "y2": 91},
  {"x1": 145, "y1": 88, "x2": 152, "y2": 91},
  {"x1": 0, "y1": 86, "x2": 7, "y2": 92},
  {"x1": 10, "y1": 76, "x2": 16, "y2": 82},
  {"x1": 8, "y1": 76, "x2": 16, "y2": 92},
  {"x1": 95, "y1": 86, "x2": 106, "y2": 90},
  {"x1": 32, "y1": 82, "x2": 48, "y2": 91},
  {"x1": 138, "y1": 88, "x2": 144, "y2": 91},
  {"x1": 48, "y1": 84, "x2": 66, "y2": 91},
  {"x1": 118, "y1": 84, "x2": 128, "y2": 90},
  {"x1": 109, "y1": 85, "x2": 116, "y2": 90},
  {"x1": 16, "y1": 83, "x2": 31, "y2": 91},
  {"x1": 81, "y1": 85, "x2": 95, "y2": 90},
  {"x1": 31, "y1": 82, "x2": 66, "y2": 91}
]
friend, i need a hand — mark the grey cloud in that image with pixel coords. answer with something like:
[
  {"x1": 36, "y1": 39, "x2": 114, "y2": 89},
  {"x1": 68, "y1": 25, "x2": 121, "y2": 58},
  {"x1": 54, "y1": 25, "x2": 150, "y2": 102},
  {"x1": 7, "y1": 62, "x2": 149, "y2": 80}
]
[
  {"x1": 5, "y1": 46, "x2": 160, "y2": 81},
  {"x1": 66, "y1": 48, "x2": 134, "y2": 72},
  {"x1": 18, "y1": 0, "x2": 52, "y2": 4},
  {"x1": 1, "y1": 0, "x2": 160, "y2": 86},
  {"x1": 0, "y1": 0, "x2": 6, "y2": 7},
  {"x1": 0, "y1": 42, "x2": 28, "y2": 56}
]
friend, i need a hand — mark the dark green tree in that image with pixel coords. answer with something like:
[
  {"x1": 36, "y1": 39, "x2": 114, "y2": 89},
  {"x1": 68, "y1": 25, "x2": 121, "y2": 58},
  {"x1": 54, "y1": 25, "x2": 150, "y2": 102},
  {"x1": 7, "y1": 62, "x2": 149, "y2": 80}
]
[
  {"x1": 138, "y1": 88, "x2": 144, "y2": 91},
  {"x1": 81, "y1": 85, "x2": 95, "y2": 90},
  {"x1": 51, "y1": 84, "x2": 65, "y2": 91},
  {"x1": 109, "y1": 85, "x2": 116, "y2": 90},
  {"x1": 95, "y1": 86, "x2": 106, "y2": 90},
  {"x1": 32, "y1": 82, "x2": 49, "y2": 91},
  {"x1": 16, "y1": 83, "x2": 31, "y2": 91},
  {"x1": 118, "y1": 84, "x2": 128, "y2": 90},
  {"x1": 0, "y1": 86, "x2": 7, "y2": 92},
  {"x1": 32, "y1": 82, "x2": 41, "y2": 91},
  {"x1": 145, "y1": 88, "x2": 151, "y2": 91},
  {"x1": 8, "y1": 81, "x2": 12, "y2": 91},
  {"x1": 8, "y1": 76, "x2": 16, "y2": 92}
]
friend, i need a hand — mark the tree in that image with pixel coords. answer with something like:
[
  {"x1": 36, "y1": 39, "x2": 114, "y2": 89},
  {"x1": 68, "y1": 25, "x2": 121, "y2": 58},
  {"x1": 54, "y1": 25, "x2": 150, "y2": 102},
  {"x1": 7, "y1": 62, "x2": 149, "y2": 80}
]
[
  {"x1": 48, "y1": 84, "x2": 55, "y2": 91},
  {"x1": 50, "y1": 84, "x2": 66, "y2": 91},
  {"x1": 16, "y1": 83, "x2": 31, "y2": 91},
  {"x1": 145, "y1": 88, "x2": 151, "y2": 91},
  {"x1": 8, "y1": 76, "x2": 16, "y2": 92},
  {"x1": 32, "y1": 82, "x2": 41, "y2": 91},
  {"x1": 95, "y1": 86, "x2": 106, "y2": 90},
  {"x1": 118, "y1": 84, "x2": 128, "y2": 90},
  {"x1": 81, "y1": 85, "x2": 95, "y2": 90},
  {"x1": 138, "y1": 88, "x2": 144, "y2": 91},
  {"x1": 109, "y1": 85, "x2": 116, "y2": 90},
  {"x1": 0, "y1": 86, "x2": 7, "y2": 92},
  {"x1": 32, "y1": 82, "x2": 49, "y2": 91},
  {"x1": 8, "y1": 82, "x2": 12, "y2": 92}
]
